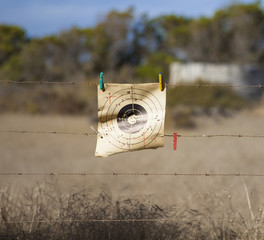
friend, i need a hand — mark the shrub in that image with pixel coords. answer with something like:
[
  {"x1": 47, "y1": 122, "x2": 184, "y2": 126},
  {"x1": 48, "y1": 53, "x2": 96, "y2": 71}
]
[{"x1": 167, "y1": 80, "x2": 247, "y2": 110}]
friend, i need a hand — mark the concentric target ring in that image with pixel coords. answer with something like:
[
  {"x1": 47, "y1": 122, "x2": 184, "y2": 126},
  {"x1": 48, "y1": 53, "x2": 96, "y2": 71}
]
[{"x1": 100, "y1": 87, "x2": 164, "y2": 150}]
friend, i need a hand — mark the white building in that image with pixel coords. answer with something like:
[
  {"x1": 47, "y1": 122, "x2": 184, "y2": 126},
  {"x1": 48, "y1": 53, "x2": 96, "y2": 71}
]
[{"x1": 169, "y1": 62, "x2": 264, "y2": 98}]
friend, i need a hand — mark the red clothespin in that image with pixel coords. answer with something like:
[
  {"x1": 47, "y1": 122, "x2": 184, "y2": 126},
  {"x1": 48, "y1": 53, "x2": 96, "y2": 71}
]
[{"x1": 173, "y1": 132, "x2": 177, "y2": 150}]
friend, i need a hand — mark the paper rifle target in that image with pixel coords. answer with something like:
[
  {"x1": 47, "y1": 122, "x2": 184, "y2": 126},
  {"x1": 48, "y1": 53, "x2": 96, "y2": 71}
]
[{"x1": 95, "y1": 83, "x2": 166, "y2": 157}]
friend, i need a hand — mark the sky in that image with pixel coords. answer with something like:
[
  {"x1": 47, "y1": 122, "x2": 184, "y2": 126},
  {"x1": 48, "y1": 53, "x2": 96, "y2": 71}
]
[{"x1": 0, "y1": 0, "x2": 262, "y2": 37}]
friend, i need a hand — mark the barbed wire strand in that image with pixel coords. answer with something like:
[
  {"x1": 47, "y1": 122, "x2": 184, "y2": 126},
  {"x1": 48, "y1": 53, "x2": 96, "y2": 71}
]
[
  {"x1": 2, "y1": 219, "x2": 176, "y2": 224},
  {"x1": 0, "y1": 80, "x2": 264, "y2": 88},
  {"x1": 2, "y1": 218, "x2": 263, "y2": 224},
  {"x1": 1, "y1": 172, "x2": 264, "y2": 177},
  {"x1": 165, "y1": 134, "x2": 264, "y2": 138},
  {"x1": 167, "y1": 83, "x2": 264, "y2": 88},
  {"x1": 0, "y1": 130, "x2": 263, "y2": 138},
  {"x1": 0, "y1": 80, "x2": 97, "y2": 86},
  {"x1": 0, "y1": 130, "x2": 96, "y2": 136}
]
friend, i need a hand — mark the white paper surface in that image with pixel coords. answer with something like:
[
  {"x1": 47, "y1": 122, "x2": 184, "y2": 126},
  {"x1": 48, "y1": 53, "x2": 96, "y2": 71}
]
[{"x1": 95, "y1": 83, "x2": 166, "y2": 157}]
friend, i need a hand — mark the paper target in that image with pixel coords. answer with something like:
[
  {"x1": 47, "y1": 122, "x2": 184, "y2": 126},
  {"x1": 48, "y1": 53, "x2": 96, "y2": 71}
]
[{"x1": 95, "y1": 83, "x2": 166, "y2": 157}]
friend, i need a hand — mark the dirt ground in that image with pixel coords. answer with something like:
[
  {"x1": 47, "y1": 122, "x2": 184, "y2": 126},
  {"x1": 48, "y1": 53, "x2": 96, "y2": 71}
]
[{"x1": 0, "y1": 108, "x2": 264, "y2": 217}]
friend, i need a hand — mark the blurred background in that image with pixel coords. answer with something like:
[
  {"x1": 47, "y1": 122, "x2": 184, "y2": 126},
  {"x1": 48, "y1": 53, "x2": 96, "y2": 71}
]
[
  {"x1": 0, "y1": 0, "x2": 264, "y2": 115},
  {"x1": 1, "y1": 0, "x2": 264, "y2": 238}
]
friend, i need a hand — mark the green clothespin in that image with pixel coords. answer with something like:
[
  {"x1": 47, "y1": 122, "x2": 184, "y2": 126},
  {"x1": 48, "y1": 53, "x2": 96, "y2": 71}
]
[{"x1": 100, "y1": 72, "x2": 104, "y2": 91}]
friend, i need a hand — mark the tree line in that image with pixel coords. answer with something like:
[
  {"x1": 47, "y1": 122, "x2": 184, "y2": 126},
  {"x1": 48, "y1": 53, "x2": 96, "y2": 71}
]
[{"x1": 0, "y1": 1, "x2": 264, "y2": 83}]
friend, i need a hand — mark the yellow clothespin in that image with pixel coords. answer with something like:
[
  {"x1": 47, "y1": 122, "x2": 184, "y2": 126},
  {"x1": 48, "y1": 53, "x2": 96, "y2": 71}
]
[{"x1": 159, "y1": 73, "x2": 164, "y2": 91}]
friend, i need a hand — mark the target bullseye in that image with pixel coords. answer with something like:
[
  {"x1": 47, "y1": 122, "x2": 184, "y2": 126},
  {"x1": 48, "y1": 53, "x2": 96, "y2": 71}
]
[
  {"x1": 127, "y1": 115, "x2": 137, "y2": 124},
  {"x1": 117, "y1": 104, "x2": 147, "y2": 134}
]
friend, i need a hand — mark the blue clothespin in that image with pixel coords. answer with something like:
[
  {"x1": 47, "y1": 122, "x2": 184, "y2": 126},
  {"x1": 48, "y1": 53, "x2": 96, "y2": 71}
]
[{"x1": 100, "y1": 72, "x2": 104, "y2": 91}]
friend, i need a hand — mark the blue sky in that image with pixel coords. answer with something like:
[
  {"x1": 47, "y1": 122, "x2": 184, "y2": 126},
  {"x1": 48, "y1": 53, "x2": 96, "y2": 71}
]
[{"x1": 0, "y1": 0, "x2": 261, "y2": 37}]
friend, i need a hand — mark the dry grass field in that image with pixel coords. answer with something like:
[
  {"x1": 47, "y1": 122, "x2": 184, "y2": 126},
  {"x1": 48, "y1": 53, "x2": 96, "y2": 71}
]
[
  {"x1": 0, "y1": 106, "x2": 264, "y2": 239},
  {"x1": 1, "y1": 107, "x2": 264, "y2": 218}
]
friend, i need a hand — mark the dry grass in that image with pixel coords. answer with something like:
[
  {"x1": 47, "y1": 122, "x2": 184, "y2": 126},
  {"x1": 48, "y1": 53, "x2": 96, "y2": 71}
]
[
  {"x1": 0, "y1": 107, "x2": 264, "y2": 239},
  {"x1": 1, "y1": 182, "x2": 264, "y2": 240}
]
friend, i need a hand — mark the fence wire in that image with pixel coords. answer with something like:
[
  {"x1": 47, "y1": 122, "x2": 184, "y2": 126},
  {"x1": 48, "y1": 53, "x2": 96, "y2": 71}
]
[
  {"x1": 166, "y1": 83, "x2": 264, "y2": 88},
  {"x1": 0, "y1": 130, "x2": 96, "y2": 136},
  {"x1": 0, "y1": 80, "x2": 97, "y2": 86},
  {"x1": 165, "y1": 134, "x2": 264, "y2": 138},
  {"x1": 0, "y1": 130, "x2": 263, "y2": 138},
  {"x1": 1, "y1": 80, "x2": 264, "y2": 88},
  {"x1": 1, "y1": 172, "x2": 264, "y2": 177},
  {"x1": 1, "y1": 219, "x2": 175, "y2": 224},
  {"x1": 2, "y1": 217, "x2": 264, "y2": 224}
]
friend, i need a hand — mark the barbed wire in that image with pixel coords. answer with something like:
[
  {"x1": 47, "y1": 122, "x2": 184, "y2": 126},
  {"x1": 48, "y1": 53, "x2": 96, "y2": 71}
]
[
  {"x1": 165, "y1": 134, "x2": 264, "y2": 138},
  {"x1": 0, "y1": 80, "x2": 97, "y2": 86},
  {"x1": 2, "y1": 219, "x2": 172, "y2": 224},
  {"x1": 0, "y1": 130, "x2": 263, "y2": 138},
  {"x1": 0, "y1": 130, "x2": 96, "y2": 136},
  {"x1": 2, "y1": 217, "x2": 264, "y2": 224},
  {"x1": 1, "y1": 172, "x2": 264, "y2": 177},
  {"x1": 0, "y1": 80, "x2": 264, "y2": 88},
  {"x1": 167, "y1": 83, "x2": 264, "y2": 88}
]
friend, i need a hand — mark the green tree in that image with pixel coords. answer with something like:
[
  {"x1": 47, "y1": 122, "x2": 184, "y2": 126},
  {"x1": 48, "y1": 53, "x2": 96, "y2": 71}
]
[
  {"x1": 0, "y1": 25, "x2": 26, "y2": 65},
  {"x1": 85, "y1": 8, "x2": 135, "y2": 73},
  {"x1": 221, "y1": 1, "x2": 264, "y2": 63},
  {"x1": 136, "y1": 51, "x2": 177, "y2": 80},
  {"x1": 84, "y1": 24, "x2": 110, "y2": 72},
  {"x1": 151, "y1": 15, "x2": 191, "y2": 56},
  {"x1": 186, "y1": 1, "x2": 264, "y2": 63},
  {"x1": 1, "y1": 27, "x2": 94, "y2": 81},
  {"x1": 2, "y1": 2, "x2": 264, "y2": 82}
]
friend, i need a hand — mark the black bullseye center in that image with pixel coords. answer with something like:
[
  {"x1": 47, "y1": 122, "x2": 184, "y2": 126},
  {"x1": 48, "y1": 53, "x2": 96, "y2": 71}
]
[{"x1": 117, "y1": 104, "x2": 147, "y2": 134}]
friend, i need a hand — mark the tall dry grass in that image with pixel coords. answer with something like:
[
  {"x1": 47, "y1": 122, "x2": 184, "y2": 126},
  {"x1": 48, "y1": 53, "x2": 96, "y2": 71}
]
[{"x1": 1, "y1": 182, "x2": 264, "y2": 240}]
